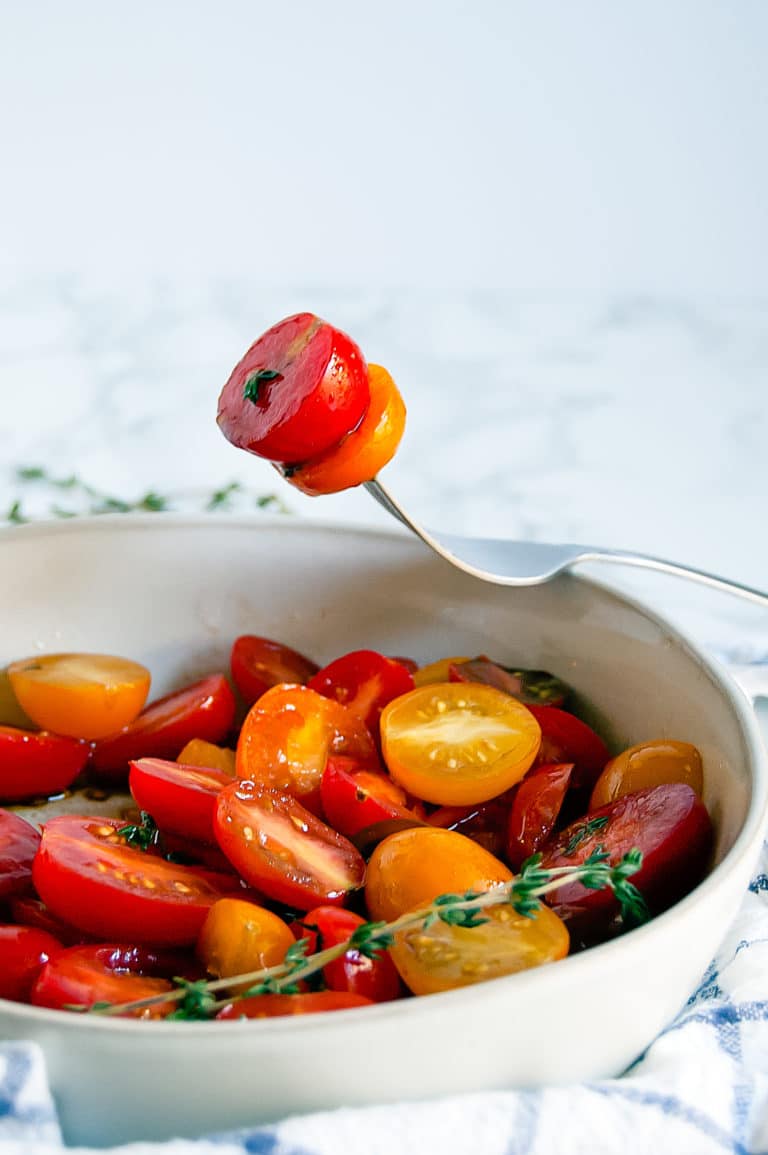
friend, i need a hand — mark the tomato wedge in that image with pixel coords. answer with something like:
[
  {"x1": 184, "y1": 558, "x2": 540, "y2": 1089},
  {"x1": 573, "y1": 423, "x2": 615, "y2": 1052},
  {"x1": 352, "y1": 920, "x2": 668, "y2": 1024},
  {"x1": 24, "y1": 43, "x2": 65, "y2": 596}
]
[
  {"x1": 7, "y1": 653, "x2": 151, "y2": 740},
  {"x1": 298, "y1": 905, "x2": 402, "y2": 1003},
  {"x1": 30, "y1": 944, "x2": 186, "y2": 1017},
  {"x1": 506, "y1": 763, "x2": 573, "y2": 870},
  {"x1": 0, "y1": 726, "x2": 89, "y2": 802},
  {"x1": 129, "y1": 757, "x2": 232, "y2": 844},
  {"x1": 319, "y1": 757, "x2": 417, "y2": 838},
  {"x1": 289, "y1": 364, "x2": 406, "y2": 495},
  {"x1": 0, "y1": 809, "x2": 41, "y2": 900},
  {"x1": 230, "y1": 635, "x2": 319, "y2": 706},
  {"x1": 216, "y1": 991, "x2": 373, "y2": 1019},
  {"x1": 217, "y1": 312, "x2": 370, "y2": 464},
  {"x1": 90, "y1": 674, "x2": 237, "y2": 780},
  {"x1": 528, "y1": 705, "x2": 609, "y2": 789},
  {"x1": 308, "y1": 650, "x2": 415, "y2": 733},
  {"x1": 380, "y1": 684, "x2": 541, "y2": 805},
  {"x1": 33, "y1": 816, "x2": 239, "y2": 945},
  {"x1": 236, "y1": 684, "x2": 378, "y2": 813},
  {"x1": 215, "y1": 780, "x2": 366, "y2": 911},
  {"x1": 0, "y1": 925, "x2": 63, "y2": 1001}
]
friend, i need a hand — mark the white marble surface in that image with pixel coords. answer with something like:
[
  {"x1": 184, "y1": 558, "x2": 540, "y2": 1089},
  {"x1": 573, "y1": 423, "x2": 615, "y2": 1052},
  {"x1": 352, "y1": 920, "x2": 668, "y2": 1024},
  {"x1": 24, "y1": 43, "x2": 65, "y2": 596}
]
[{"x1": 1, "y1": 278, "x2": 767, "y2": 659}]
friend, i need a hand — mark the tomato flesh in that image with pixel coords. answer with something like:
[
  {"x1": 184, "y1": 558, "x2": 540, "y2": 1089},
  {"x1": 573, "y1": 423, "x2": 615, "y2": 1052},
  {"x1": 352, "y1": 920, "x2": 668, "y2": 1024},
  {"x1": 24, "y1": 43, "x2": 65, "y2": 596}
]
[
  {"x1": 129, "y1": 757, "x2": 232, "y2": 844},
  {"x1": 30, "y1": 944, "x2": 186, "y2": 1017},
  {"x1": 0, "y1": 809, "x2": 41, "y2": 900},
  {"x1": 308, "y1": 649, "x2": 414, "y2": 734},
  {"x1": 91, "y1": 674, "x2": 237, "y2": 780},
  {"x1": 381, "y1": 683, "x2": 541, "y2": 805},
  {"x1": 0, "y1": 925, "x2": 63, "y2": 1001},
  {"x1": 506, "y1": 762, "x2": 574, "y2": 870},
  {"x1": 230, "y1": 635, "x2": 319, "y2": 706},
  {"x1": 320, "y1": 757, "x2": 417, "y2": 838},
  {"x1": 216, "y1": 990, "x2": 373, "y2": 1019},
  {"x1": 0, "y1": 727, "x2": 89, "y2": 803},
  {"x1": 299, "y1": 905, "x2": 402, "y2": 1002},
  {"x1": 217, "y1": 312, "x2": 370, "y2": 464},
  {"x1": 33, "y1": 816, "x2": 239, "y2": 945},
  {"x1": 215, "y1": 780, "x2": 366, "y2": 911}
]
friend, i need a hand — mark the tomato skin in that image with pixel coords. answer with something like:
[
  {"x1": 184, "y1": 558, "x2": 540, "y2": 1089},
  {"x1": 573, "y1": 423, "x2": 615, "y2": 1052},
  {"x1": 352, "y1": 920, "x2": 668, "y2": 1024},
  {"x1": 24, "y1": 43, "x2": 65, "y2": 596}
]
[
  {"x1": 540, "y1": 783, "x2": 713, "y2": 929},
  {"x1": 129, "y1": 758, "x2": 232, "y2": 844},
  {"x1": 197, "y1": 898, "x2": 295, "y2": 992},
  {"x1": 10, "y1": 897, "x2": 94, "y2": 946},
  {"x1": 366, "y1": 827, "x2": 512, "y2": 922},
  {"x1": 449, "y1": 659, "x2": 569, "y2": 709},
  {"x1": 0, "y1": 727, "x2": 89, "y2": 802},
  {"x1": 33, "y1": 816, "x2": 239, "y2": 946},
  {"x1": 299, "y1": 905, "x2": 402, "y2": 1003},
  {"x1": 412, "y1": 657, "x2": 470, "y2": 687},
  {"x1": 308, "y1": 650, "x2": 415, "y2": 734},
  {"x1": 0, "y1": 925, "x2": 64, "y2": 1001},
  {"x1": 289, "y1": 363, "x2": 406, "y2": 496},
  {"x1": 7, "y1": 653, "x2": 151, "y2": 741},
  {"x1": 506, "y1": 763, "x2": 574, "y2": 870},
  {"x1": 215, "y1": 780, "x2": 366, "y2": 911},
  {"x1": 528, "y1": 706, "x2": 609, "y2": 789},
  {"x1": 0, "y1": 810, "x2": 41, "y2": 900},
  {"x1": 320, "y1": 757, "x2": 417, "y2": 838},
  {"x1": 90, "y1": 675, "x2": 237, "y2": 780},
  {"x1": 236, "y1": 684, "x2": 378, "y2": 814},
  {"x1": 230, "y1": 636, "x2": 319, "y2": 707},
  {"x1": 381, "y1": 683, "x2": 541, "y2": 806},
  {"x1": 217, "y1": 313, "x2": 370, "y2": 464},
  {"x1": 216, "y1": 990, "x2": 373, "y2": 1019},
  {"x1": 30, "y1": 944, "x2": 186, "y2": 1017},
  {"x1": 589, "y1": 740, "x2": 704, "y2": 811}
]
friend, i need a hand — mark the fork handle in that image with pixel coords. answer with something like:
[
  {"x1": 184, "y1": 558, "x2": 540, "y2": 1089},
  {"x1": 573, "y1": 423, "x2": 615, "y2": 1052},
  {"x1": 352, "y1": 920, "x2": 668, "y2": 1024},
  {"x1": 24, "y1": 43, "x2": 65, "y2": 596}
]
[{"x1": 584, "y1": 549, "x2": 768, "y2": 609}]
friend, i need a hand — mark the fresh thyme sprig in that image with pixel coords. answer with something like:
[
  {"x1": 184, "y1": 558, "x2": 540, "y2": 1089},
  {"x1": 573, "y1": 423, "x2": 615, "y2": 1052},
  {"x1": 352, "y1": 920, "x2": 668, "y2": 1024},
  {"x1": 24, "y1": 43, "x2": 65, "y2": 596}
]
[{"x1": 85, "y1": 849, "x2": 647, "y2": 1021}]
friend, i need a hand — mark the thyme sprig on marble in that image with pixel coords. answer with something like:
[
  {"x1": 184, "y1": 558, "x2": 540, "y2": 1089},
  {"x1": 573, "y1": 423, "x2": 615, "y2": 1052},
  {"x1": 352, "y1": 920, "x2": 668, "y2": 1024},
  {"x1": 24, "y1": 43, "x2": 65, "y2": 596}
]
[{"x1": 86, "y1": 849, "x2": 647, "y2": 1021}]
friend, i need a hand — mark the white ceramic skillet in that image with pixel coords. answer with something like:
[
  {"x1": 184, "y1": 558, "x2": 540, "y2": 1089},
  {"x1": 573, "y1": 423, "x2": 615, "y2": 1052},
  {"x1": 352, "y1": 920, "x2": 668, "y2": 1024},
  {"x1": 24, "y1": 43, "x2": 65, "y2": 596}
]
[{"x1": 0, "y1": 516, "x2": 766, "y2": 1147}]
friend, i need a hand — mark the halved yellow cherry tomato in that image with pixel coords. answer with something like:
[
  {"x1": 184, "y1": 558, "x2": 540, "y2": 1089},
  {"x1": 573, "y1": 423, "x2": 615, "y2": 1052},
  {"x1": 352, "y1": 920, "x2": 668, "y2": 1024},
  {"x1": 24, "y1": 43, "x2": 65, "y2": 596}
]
[
  {"x1": 177, "y1": 738, "x2": 237, "y2": 777},
  {"x1": 7, "y1": 653, "x2": 151, "y2": 740},
  {"x1": 289, "y1": 364, "x2": 406, "y2": 496},
  {"x1": 197, "y1": 898, "x2": 294, "y2": 992},
  {"x1": 380, "y1": 683, "x2": 541, "y2": 805},
  {"x1": 0, "y1": 668, "x2": 35, "y2": 729},
  {"x1": 412, "y1": 657, "x2": 470, "y2": 688},
  {"x1": 389, "y1": 900, "x2": 569, "y2": 995},
  {"x1": 366, "y1": 827, "x2": 512, "y2": 922},
  {"x1": 589, "y1": 739, "x2": 703, "y2": 811}
]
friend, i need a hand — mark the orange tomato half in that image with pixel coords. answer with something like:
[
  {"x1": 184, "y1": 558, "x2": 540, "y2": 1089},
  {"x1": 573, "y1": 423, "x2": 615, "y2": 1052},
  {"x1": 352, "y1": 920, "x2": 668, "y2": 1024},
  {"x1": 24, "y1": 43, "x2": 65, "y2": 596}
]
[
  {"x1": 8, "y1": 653, "x2": 151, "y2": 740},
  {"x1": 380, "y1": 683, "x2": 541, "y2": 805},
  {"x1": 289, "y1": 364, "x2": 406, "y2": 496}
]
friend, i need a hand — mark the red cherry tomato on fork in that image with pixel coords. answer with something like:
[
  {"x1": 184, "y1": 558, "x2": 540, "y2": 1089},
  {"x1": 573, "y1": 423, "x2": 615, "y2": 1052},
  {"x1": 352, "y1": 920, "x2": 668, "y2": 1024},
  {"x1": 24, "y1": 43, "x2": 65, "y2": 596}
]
[
  {"x1": 30, "y1": 944, "x2": 188, "y2": 1017},
  {"x1": 217, "y1": 312, "x2": 370, "y2": 464},
  {"x1": 0, "y1": 925, "x2": 63, "y2": 1002},
  {"x1": 298, "y1": 906, "x2": 402, "y2": 1003},
  {"x1": 32, "y1": 816, "x2": 239, "y2": 945},
  {"x1": 0, "y1": 726, "x2": 89, "y2": 802},
  {"x1": 308, "y1": 650, "x2": 415, "y2": 734},
  {"x1": 230, "y1": 635, "x2": 319, "y2": 707},
  {"x1": 528, "y1": 706, "x2": 609, "y2": 789},
  {"x1": 0, "y1": 809, "x2": 41, "y2": 900},
  {"x1": 129, "y1": 758, "x2": 232, "y2": 845},
  {"x1": 505, "y1": 762, "x2": 574, "y2": 870},
  {"x1": 90, "y1": 674, "x2": 237, "y2": 780},
  {"x1": 320, "y1": 757, "x2": 418, "y2": 838},
  {"x1": 215, "y1": 780, "x2": 366, "y2": 911}
]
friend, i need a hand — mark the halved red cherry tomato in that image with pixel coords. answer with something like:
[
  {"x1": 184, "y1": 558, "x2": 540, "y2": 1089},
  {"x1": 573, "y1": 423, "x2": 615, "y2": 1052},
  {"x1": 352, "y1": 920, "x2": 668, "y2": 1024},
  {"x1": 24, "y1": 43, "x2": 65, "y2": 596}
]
[
  {"x1": 289, "y1": 363, "x2": 406, "y2": 495},
  {"x1": 30, "y1": 944, "x2": 186, "y2": 1017},
  {"x1": 7, "y1": 653, "x2": 151, "y2": 740},
  {"x1": 230, "y1": 635, "x2": 319, "y2": 707},
  {"x1": 216, "y1": 991, "x2": 373, "y2": 1019},
  {"x1": 528, "y1": 705, "x2": 609, "y2": 789},
  {"x1": 236, "y1": 684, "x2": 378, "y2": 814},
  {"x1": 298, "y1": 906, "x2": 402, "y2": 1002},
  {"x1": 540, "y1": 783, "x2": 713, "y2": 930},
  {"x1": 449, "y1": 659, "x2": 569, "y2": 709},
  {"x1": 33, "y1": 816, "x2": 239, "y2": 945},
  {"x1": 0, "y1": 727, "x2": 89, "y2": 802},
  {"x1": 0, "y1": 925, "x2": 63, "y2": 1001},
  {"x1": 0, "y1": 810, "x2": 41, "y2": 900},
  {"x1": 215, "y1": 780, "x2": 366, "y2": 911},
  {"x1": 129, "y1": 757, "x2": 232, "y2": 844},
  {"x1": 217, "y1": 312, "x2": 370, "y2": 464},
  {"x1": 10, "y1": 897, "x2": 93, "y2": 946},
  {"x1": 308, "y1": 650, "x2": 414, "y2": 733},
  {"x1": 320, "y1": 757, "x2": 417, "y2": 838},
  {"x1": 90, "y1": 674, "x2": 237, "y2": 780},
  {"x1": 506, "y1": 763, "x2": 573, "y2": 870},
  {"x1": 381, "y1": 684, "x2": 541, "y2": 805}
]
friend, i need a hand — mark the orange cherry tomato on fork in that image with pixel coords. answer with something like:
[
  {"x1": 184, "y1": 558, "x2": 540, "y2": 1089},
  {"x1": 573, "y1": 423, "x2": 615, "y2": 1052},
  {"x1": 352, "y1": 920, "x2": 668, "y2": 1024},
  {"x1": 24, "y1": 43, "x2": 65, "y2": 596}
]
[
  {"x1": 7, "y1": 653, "x2": 150, "y2": 740},
  {"x1": 289, "y1": 364, "x2": 406, "y2": 496}
]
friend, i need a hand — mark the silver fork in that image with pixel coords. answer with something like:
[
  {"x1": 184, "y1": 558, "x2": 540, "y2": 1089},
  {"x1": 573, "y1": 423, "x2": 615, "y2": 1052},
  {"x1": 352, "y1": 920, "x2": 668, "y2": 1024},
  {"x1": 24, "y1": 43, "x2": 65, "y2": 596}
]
[{"x1": 364, "y1": 478, "x2": 768, "y2": 608}]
